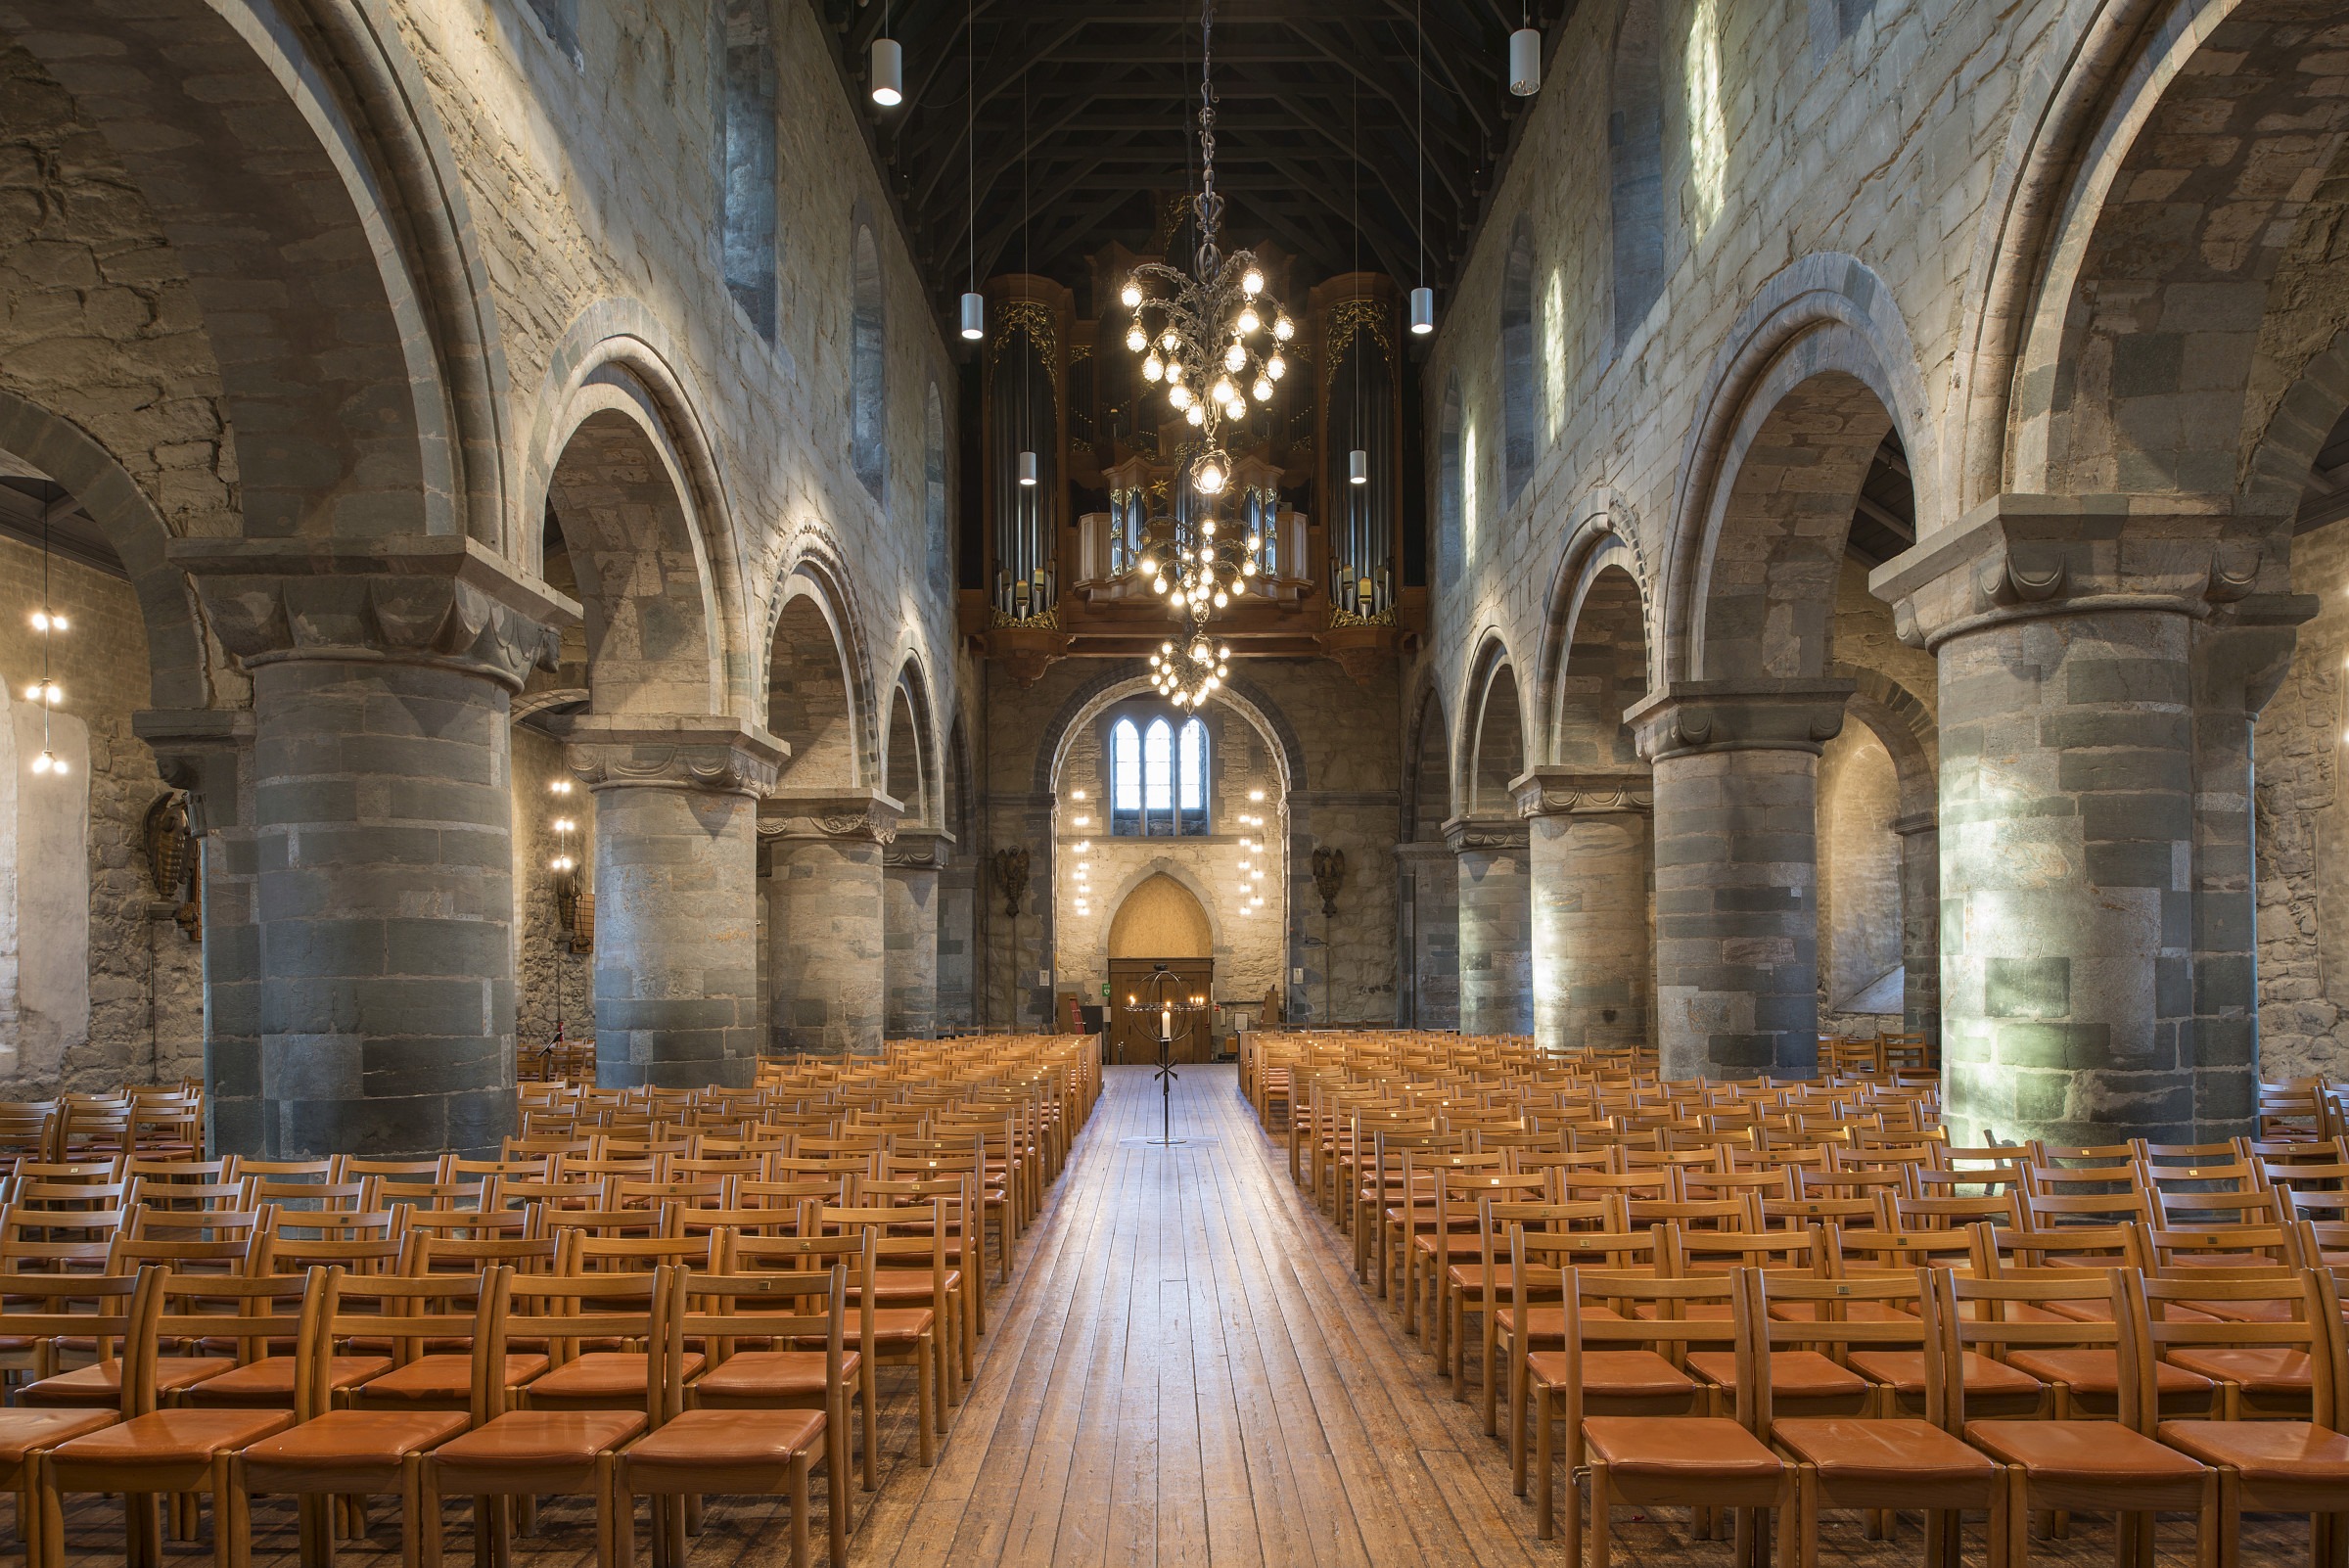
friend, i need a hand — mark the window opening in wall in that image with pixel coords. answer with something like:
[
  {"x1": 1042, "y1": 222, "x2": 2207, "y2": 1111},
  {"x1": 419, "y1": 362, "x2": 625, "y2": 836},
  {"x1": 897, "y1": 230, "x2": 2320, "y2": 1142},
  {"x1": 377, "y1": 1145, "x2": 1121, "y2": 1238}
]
[
  {"x1": 1178, "y1": 716, "x2": 1207, "y2": 835},
  {"x1": 1609, "y1": 0, "x2": 1666, "y2": 353},
  {"x1": 1111, "y1": 713, "x2": 1210, "y2": 838},
  {"x1": 1436, "y1": 376, "x2": 1462, "y2": 587},
  {"x1": 720, "y1": 0, "x2": 778, "y2": 339},
  {"x1": 525, "y1": 0, "x2": 582, "y2": 66},
  {"x1": 1501, "y1": 216, "x2": 1536, "y2": 506},
  {"x1": 852, "y1": 225, "x2": 887, "y2": 500},
  {"x1": 1112, "y1": 717, "x2": 1143, "y2": 835}
]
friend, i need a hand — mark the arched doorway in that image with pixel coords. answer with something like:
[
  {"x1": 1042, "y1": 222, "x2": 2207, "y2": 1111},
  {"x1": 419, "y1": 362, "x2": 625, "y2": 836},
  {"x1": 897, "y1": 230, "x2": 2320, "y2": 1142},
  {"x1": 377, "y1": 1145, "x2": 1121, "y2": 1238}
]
[{"x1": 1107, "y1": 874, "x2": 1214, "y2": 1064}]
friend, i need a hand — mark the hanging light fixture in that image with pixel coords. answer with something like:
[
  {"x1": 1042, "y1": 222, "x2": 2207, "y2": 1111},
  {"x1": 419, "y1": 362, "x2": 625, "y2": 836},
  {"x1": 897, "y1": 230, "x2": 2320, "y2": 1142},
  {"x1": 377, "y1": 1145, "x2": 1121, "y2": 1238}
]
[
  {"x1": 26, "y1": 507, "x2": 67, "y2": 776},
  {"x1": 958, "y1": 0, "x2": 983, "y2": 340},
  {"x1": 1411, "y1": 0, "x2": 1436, "y2": 335},
  {"x1": 1017, "y1": 450, "x2": 1038, "y2": 487},
  {"x1": 1348, "y1": 448, "x2": 1369, "y2": 486},
  {"x1": 870, "y1": 0, "x2": 903, "y2": 106},
  {"x1": 1147, "y1": 634, "x2": 1232, "y2": 710},
  {"x1": 1509, "y1": 6, "x2": 1541, "y2": 97}
]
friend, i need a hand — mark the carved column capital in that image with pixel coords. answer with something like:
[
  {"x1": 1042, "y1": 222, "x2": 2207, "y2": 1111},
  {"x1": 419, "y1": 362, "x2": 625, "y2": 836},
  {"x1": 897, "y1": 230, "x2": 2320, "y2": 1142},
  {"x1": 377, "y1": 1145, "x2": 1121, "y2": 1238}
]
[
  {"x1": 1392, "y1": 839, "x2": 1457, "y2": 866},
  {"x1": 758, "y1": 786, "x2": 904, "y2": 845},
  {"x1": 169, "y1": 535, "x2": 577, "y2": 691},
  {"x1": 1509, "y1": 766, "x2": 1654, "y2": 819},
  {"x1": 563, "y1": 715, "x2": 788, "y2": 798},
  {"x1": 133, "y1": 708, "x2": 253, "y2": 834},
  {"x1": 1626, "y1": 679, "x2": 1855, "y2": 762},
  {"x1": 1441, "y1": 815, "x2": 1530, "y2": 854},
  {"x1": 1868, "y1": 494, "x2": 2310, "y2": 651},
  {"x1": 886, "y1": 827, "x2": 955, "y2": 870}
]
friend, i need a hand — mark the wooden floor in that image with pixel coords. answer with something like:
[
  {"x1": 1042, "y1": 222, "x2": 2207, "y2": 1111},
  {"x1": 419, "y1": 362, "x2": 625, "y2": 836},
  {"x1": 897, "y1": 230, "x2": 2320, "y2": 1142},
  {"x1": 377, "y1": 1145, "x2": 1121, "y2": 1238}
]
[{"x1": 59, "y1": 1064, "x2": 2307, "y2": 1567}]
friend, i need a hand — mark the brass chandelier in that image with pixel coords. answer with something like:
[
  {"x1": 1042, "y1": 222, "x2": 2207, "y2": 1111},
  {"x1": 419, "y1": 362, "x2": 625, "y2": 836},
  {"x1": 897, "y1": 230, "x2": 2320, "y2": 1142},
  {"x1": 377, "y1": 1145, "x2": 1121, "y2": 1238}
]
[{"x1": 1121, "y1": 0, "x2": 1289, "y2": 644}]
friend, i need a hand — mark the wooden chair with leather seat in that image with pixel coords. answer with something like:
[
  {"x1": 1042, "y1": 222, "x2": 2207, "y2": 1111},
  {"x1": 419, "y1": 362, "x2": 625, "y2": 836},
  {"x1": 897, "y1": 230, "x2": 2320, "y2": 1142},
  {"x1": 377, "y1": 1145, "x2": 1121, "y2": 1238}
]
[
  {"x1": 42, "y1": 1266, "x2": 299, "y2": 1568},
  {"x1": 1932, "y1": 1269, "x2": 2221, "y2": 1568},
  {"x1": 1532, "y1": 1262, "x2": 1794, "y2": 1568},
  {"x1": 2146, "y1": 1268, "x2": 2349, "y2": 1568},
  {"x1": 621, "y1": 1265, "x2": 847, "y2": 1568},
  {"x1": 1503, "y1": 1220, "x2": 1661, "y2": 1492},
  {"x1": 1741, "y1": 1268, "x2": 2004, "y2": 1568},
  {"x1": 1425, "y1": 1167, "x2": 1543, "y2": 1375},
  {"x1": 0, "y1": 1271, "x2": 143, "y2": 1568},
  {"x1": 1450, "y1": 1189, "x2": 1598, "y2": 1422},
  {"x1": 857, "y1": 1172, "x2": 979, "y2": 1385},
  {"x1": 821, "y1": 1201, "x2": 950, "y2": 1442},
  {"x1": 420, "y1": 1265, "x2": 680, "y2": 1568},
  {"x1": 232, "y1": 1266, "x2": 504, "y2": 1568},
  {"x1": 722, "y1": 1230, "x2": 883, "y2": 1489}
]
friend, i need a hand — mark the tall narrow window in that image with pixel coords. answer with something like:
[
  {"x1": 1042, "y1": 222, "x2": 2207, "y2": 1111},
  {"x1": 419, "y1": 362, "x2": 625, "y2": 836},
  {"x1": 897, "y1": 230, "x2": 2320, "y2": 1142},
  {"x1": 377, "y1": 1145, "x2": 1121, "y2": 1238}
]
[
  {"x1": 1111, "y1": 717, "x2": 1142, "y2": 836},
  {"x1": 1610, "y1": 0, "x2": 1667, "y2": 353},
  {"x1": 1437, "y1": 375, "x2": 1463, "y2": 586},
  {"x1": 1501, "y1": 216, "x2": 1537, "y2": 506},
  {"x1": 719, "y1": 0, "x2": 777, "y2": 339},
  {"x1": 1176, "y1": 717, "x2": 1208, "y2": 835},
  {"x1": 1143, "y1": 718, "x2": 1174, "y2": 834},
  {"x1": 923, "y1": 383, "x2": 948, "y2": 591},
  {"x1": 851, "y1": 225, "x2": 887, "y2": 501}
]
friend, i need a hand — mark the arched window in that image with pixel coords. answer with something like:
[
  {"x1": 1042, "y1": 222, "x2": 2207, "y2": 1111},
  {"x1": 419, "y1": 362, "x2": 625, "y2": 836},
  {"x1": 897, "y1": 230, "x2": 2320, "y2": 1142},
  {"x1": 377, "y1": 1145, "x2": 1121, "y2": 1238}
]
[
  {"x1": 851, "y1": 224, "x2": 886, "y2": 501},
  {"x1": 1610, "y1": 0, "x2": 1666, "y2": 352},
  {"x1": 1436, "y1": 374, "x2": 1463, "y2": 587},
  {"x1": 718, "y1": 0, "x2": 777, "y2": 339},
  {"x1": 1108, "y1": 713, "x2": 1210, "y2": 837},
  {"x1": 923, "y1": 383, "x2": 947, "y2": 591},
  {"x1": 1501, "y1": 216, "x2": 1537, "y2": 506}
]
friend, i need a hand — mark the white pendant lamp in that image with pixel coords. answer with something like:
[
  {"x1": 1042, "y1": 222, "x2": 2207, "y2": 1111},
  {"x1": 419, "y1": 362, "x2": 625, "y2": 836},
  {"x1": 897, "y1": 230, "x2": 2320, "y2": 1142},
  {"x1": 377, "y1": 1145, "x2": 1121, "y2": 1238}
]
[
  {"x1": 1348, "y1": 448, "x2": 1368, "y2": 486},
  {"x1": 1508, "y1": 22, "x2": 1541, "y2": 97},
  {"x1": 1018, "y1": 450, "x2": 1038, "y2": 486},
  {"x1": 871, "y1": 35, "x2": 903, "y2": 106},
  {"x1": 1410, "y1": 1, "x2": 1436, "y2": 335},
  {"x1": 960, "y1": 292, "x2": 985, "y2": 341},
  {"x1": 1409, "y1": 286, "x2": 1435, "y2": 335}
]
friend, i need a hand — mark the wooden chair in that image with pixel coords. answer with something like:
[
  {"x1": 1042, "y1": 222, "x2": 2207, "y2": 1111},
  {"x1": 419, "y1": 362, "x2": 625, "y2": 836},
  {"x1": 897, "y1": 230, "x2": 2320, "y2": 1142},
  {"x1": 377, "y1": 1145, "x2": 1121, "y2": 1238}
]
[
  {"x1": 822, "y1": 1201, "x2": 950, "y2": 1446},
  {"x1": 231, "y1": 1266, "x2": 499, "y2": 1568},
  {"x1": 42, "y1": 1267, "x2": 298, "y2": 1568},
  {"x1": 723, "y1": 1230, "x2": 883, "y2": 1489},
  {"x1": 420, "y1": 1265, "x2": 678, "y2": 1568},
  {"x1": 1932, "y1": 1269, "x2": 2220, "y2": 1568},
  {"x1": 0, "y1": 1271, "x2": 142, "y2": 1568},
  {"x1": 622, "y1": 1266, "x2": 847, "y2": 1568},
  {"x1": 1500, "y1": 1222, "x2": 1666, "y2": 1499}
]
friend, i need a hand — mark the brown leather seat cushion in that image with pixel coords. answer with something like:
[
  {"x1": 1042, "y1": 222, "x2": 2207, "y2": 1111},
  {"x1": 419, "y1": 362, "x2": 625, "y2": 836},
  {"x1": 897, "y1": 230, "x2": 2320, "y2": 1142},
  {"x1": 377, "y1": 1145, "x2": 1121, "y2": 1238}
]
[
  {"x1": 2156, "y1": 1420, "x2": 2349, "y2": 1486},
  {"x1": 1581, "y1": 1415, "x2": 1783, "y2": 1480},
  {"x1": 527, "y1": 1352, "x2": 706, "y2": 1402},
  {"x1": 2006, "y1": 1349, "x2": 2212, "y2": 1400},
  {"x1": 0, "y1": 1409, "x2": 116, "y2": 1465},
  {"x1": 1686, "y1": 1350, "x2": 1869, "y2": 1401},
  {"x1": 240, "y1": 1410, "x2": 468, "y2": 1488},
  {"x1": 622, "y1": 1408, "x2": 826, "y2": 1489},
  {"x1": 358, "y1": 1353, "x2": 547, "y2": 1403},
  {"x1": 1524, "y1": 1349, "x2": 1697, "y2": 1401},
  {"x1": 1770, "y1": 1417, "x2": 1999, "y2": 1483},
  {"x1": 1964, "y1": 1419, "x2": 2209, "y2": 1484},
  {"x1": 23, "y1": 1357, "x2": 231, "y2": 1407},
  {"x1": 186, "y1": 1355, "x2": 392, "y2": 1407},
  {"x1": 2160, "y1": 1348, "x2": 2313, "y2": 1395},
  {"x1": 864, "y1": 1307, "x2": 936, "y2": 1345},
  {"x1": 51, "y1": 1408, "x2": 293, "y2": 1468},
  {"x1": 431, "y1": 1410, "x2": 646, "y2": 1477},
  {"x1": 693, "y1": 1350, "x2": 861, "y2": 1401},
  {"x1": 1848, "y1": 1351, "x2": 2044, "y2": 1400}
]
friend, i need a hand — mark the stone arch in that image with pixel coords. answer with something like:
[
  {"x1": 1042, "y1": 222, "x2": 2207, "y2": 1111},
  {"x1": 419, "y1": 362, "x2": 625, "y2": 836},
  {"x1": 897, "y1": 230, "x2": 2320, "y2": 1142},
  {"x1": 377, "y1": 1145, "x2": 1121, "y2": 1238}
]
[
  {"x1": 1106, "y1": 870, "x2": 1216, "y2": 960},
  {"x1": 1832, "y1": 668, "x2": 1937, "y2": 823},
  {"x1": 881, "y1": 655, "x2": 936, "y2": 825},
  {"x1": 764, "y1": 558, "x2": 870, "y2": 792},
  {"x1": 850, "y1": 222, "x2": 887, "y2": 503},
  {"x1": 1402, "y1": 674, "x2": 1451, "y2": 842},
  {"x1": 0, "y1": 392, "x2": 217, "y2": 712},
  {"x1": 1459, "y1": 636, "x2": 1529, "y2": 819},
  {"x1": 1609, "y1": 0, "x2": 1667, "y2": 353},
  {"x1": 1500, "y1": 215, "x2": 1538, "y2": 506},
  {"x1": 1536, "y1": 502, "x2": 1657, "y2": 766},
  {"x1": 1988, "y1": 0, "x2": 2349, "y2": 515},
  {"x1": 1660, "y1": 256, "x2": 1934, "y2": 685},
  {"x1": 1, "y1": 0, "x2": 512, "y2": 546},
  {"x1": 944, "y1": 711, "x2": 973, "y2": 842},
  {"x1": 1036, "y1": 665, "x2": 1305, "y2": 799}
]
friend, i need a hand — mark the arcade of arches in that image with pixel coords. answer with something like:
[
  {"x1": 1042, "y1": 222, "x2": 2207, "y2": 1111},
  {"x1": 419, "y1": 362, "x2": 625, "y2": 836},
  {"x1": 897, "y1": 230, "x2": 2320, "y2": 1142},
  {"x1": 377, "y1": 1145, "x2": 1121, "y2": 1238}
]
[{"x1": 4, "y1": 0, "x2": 2349, "y2": 1562}]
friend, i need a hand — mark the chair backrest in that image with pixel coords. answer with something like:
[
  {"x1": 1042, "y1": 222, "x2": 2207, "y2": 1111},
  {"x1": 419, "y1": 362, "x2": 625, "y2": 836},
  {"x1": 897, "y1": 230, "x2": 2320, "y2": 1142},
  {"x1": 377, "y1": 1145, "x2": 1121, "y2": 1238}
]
[
  {"x1": 1543, "y1": 1262, "x2": 1749, "y2": 1396},
  {"x1": 0, "y1": 1268, "x2": 147, "y2": 1402},
  {"x1": 670, "y1": 1265, "x2": 846, "y2": 1426},
  {"x1": 314, "y1": 1265, "x2": 514, "y2": 1418},
  {"x1": 1931, "y1": 1268, "x2": 2140, "y2": 1432},
  {"x1": 500, "y1": 1265, "x2": 681, "y2": 1421},
  {"x1": 2132, "y1": 1268, "x2": 2345, "y2": 1429},
  {"x1": 1740, "y1": 1267, "x2": 1937, "y2": 1431}
]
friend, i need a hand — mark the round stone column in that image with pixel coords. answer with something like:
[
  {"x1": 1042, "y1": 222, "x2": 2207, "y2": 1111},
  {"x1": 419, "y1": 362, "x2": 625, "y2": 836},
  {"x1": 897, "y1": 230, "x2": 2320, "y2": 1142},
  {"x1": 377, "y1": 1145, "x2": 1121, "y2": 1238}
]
[
  {"x1": 1515, "y1": 768, "x2": 1654, "y2": 1057},
  {"x1": 1445, "y1": 816, "x2": 1532, "y2": 1036},
  {"x1": 1631, "y1": 680, "x2": 1855, "y2": 1081},
  {"x1": 761, "y1": 788, "x2": 899, "y2": 1056},
  {"x1": 1393, "y1": 841, "x2": 1459, "y2": 1028},
  {"x1": 567, "y1": 716, "x2": 783, "y2": 1090},
  {"x1": 1872, "y1": 501, "x2": 2314, "y2": 1145},
  {"x1": 1891, "y1": 810, "x2": 1941, "y2": 1049},
  {"x1": 884, "y1": 829, "x2": 949, "y2": 1039},
  {"x1": 935, "y1": 859, "x2": 977, "y2": 1033}
]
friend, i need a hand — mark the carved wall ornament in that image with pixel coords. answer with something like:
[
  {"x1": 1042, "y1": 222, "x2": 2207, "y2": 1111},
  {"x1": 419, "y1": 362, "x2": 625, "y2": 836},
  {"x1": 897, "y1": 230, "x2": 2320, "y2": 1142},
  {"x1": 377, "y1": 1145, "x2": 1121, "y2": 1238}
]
[
  {"x1": 756, "y1": 787, "x2": 904, "y2": 845},
  {"x1": 563, "y1": 717, "x2": 787, "y2": 798},
  {"x1": 1510, "y1": 767, "x2": 1656, "y2": 819}
]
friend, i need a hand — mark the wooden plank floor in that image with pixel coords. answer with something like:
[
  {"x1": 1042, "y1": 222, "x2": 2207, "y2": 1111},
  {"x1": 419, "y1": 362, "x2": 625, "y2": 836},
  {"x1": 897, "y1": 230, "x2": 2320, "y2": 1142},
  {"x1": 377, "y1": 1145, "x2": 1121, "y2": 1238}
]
[{"x1": 57, "y1": 1064, "x2": 2307, "y2": 1567}]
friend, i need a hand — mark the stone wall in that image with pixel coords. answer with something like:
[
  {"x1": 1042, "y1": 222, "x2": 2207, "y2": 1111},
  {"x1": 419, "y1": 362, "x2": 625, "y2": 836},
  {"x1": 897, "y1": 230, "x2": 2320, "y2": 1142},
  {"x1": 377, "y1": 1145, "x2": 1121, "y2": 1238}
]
[
  {"x1": 1817, "y1": 720, "x2": 1903, "y2": 1038},
  {"x1": 510, "y1": 722, "x2": 592, "y2": 1060},
  {"x1": 0, "y1": 532, "x2": 200, "y2": 1092}
]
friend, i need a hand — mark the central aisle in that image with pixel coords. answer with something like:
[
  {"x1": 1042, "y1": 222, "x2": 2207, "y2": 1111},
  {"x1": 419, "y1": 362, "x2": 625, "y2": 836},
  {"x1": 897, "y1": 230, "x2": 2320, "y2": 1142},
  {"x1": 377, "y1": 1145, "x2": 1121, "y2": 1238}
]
[{"x1": 859, "y1": 1062, "x2": 1544, "y2": 1568}]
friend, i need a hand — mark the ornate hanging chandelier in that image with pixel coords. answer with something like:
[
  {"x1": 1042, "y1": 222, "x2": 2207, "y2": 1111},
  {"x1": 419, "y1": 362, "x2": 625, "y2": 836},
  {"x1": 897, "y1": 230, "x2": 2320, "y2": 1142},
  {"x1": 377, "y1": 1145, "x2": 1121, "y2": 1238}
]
[
  {"x1": 1148, "y1": 630, "x2": 1231, "y2": 710},
  {"x1": 1120, "y1": 0, "x2": 1290, "y2": 627}
]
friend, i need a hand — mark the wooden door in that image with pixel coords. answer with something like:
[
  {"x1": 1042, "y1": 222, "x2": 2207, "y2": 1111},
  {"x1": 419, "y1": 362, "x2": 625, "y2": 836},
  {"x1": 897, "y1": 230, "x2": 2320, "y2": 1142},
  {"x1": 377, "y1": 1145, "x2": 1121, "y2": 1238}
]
[{"x1": 1109, "y1": 958, "x2": 1216, "y2": 1065}]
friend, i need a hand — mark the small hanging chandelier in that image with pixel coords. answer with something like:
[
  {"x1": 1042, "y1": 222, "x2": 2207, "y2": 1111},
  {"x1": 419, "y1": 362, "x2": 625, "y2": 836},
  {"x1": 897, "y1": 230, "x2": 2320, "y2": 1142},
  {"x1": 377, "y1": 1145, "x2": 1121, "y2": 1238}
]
[
  {"x1": 1118, "y1": 0, "x2": 1291, "y2": 592},
  {"x1": 25, "y1": 509, "x2": 68, "y2": 776},
  {"x1": 1148, "y1": 631, "x2": 1231, "y2": 710}
]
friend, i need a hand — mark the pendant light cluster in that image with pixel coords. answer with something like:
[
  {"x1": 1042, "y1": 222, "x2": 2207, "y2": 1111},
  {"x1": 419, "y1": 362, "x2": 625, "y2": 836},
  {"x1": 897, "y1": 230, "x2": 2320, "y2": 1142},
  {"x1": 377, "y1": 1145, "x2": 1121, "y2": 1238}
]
[
  {"x1": 1148, "y1": 630, "x2": 1230, "y2": 710},
  {"x1": 25, "y1": 511, "x2": 68, "y2": 777}
]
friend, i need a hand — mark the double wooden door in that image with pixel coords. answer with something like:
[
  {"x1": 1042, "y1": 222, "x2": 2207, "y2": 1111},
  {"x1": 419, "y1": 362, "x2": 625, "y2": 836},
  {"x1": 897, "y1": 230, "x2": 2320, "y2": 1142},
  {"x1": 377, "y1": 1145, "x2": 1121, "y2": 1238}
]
[{"x1": 1108, "y1": 958, "x2": 1216, "y2": 1065}]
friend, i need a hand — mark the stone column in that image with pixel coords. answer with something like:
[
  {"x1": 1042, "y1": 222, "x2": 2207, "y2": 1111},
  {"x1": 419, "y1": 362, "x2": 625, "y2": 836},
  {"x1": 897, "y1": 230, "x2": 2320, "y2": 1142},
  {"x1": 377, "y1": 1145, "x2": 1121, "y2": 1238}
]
[
  {"x1": 1514, "y1": 768, "x2": 1654, "y2": 1057},
  {"x1": 1630, "y1": 680, "x2": 1855, "y2": 1081},
  {"x1": 1890, "y1": 811, "x2": 1941, "y2": 1048},
  {"x1": 884, "y1": 829, "x2": 950, "y2": 1039},
  {"x1": 1872, "y1": 499, "x2": 2314, "y2": 1145},
  {"x1": 936, "y1": 859, "x2": 977, "y2": 1033},
  {"x1": 171, "y1": 536, "x2": 571, "y2": 1157},
  {"x1": 565, "y1": 716, "x2": 784, "y2": 1090},
  {"x1": 137, "y1": 709, "x2": 257, "y2": 1153},
  {"x1": 1393, "y1": 842, "x2": 1459, "y2": 1028},
  {"x1": 1445, "y1": 816, "x2": 1533, "y2": 1036},
  {"x1": 760, "y1": 787, "x2": 900, "y2": 1057}
]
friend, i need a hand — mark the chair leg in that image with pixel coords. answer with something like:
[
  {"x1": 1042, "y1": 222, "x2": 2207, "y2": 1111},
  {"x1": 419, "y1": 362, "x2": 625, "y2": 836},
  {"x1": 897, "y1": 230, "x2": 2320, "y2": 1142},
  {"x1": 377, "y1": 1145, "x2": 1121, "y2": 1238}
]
[
  {"x1": 1589, "y1": 1461, "x2": 1613, "y2": 1568},
  {"x1": 1508, "y1": 1346, "x2": 1527, "y2": 1497},
  {"x1": 916, "y1": 1345, "x2": 938, "y2": 1466},
  {"x1": 2006, "y1": 1471, "x2": 2032, "y2": 1568},
  {"x1": 859, "y1": 1363, "x2": 880, "y2": 1490},
  {"x1": 1534, "y1": 1388, "x2": 1553, "y2": 1542},
  {"x1": 830, "y1": 1389, "x2": 853, "y2": 1539},
  {"x1": 400, "y1": 1456, "x2": 428, "y2": 1568},
  {"x1": 826, "y1": 1439, "x2": 849, "y2": 1568},
  {"x1": 1481, "y1": 1320, "x2": 1498, "y2": 1433},
  {"x1": 788, "y1": 1453, "x2": 810, "y2": 1568},
  {"x1": 2197, "y1": 1470, "x2": 2220, "y2": 1568},
  {"x1": 598, "y1": 1455, "x2": 623, "y2": 1568}
]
